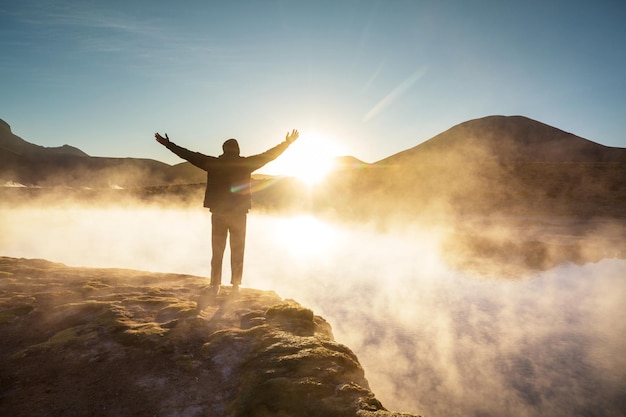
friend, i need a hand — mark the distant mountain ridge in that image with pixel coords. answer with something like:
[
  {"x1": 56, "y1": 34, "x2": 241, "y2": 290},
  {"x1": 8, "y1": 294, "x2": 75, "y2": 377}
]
[
  {"x1": 0, "y1": 119, "x2": 88, "y2": 158},
  {"x1": 2, "y1": 115, "x2": 625, "y2": 217},
  {"x1": 320, "y1": 115, "x2": 626, "y2": 219},
  {"x1": 0, "y1": 119, "x2": 205, "y2": 188},
  {"x1": 377, "y1": 115, "x2": 626, "y2": 165}
]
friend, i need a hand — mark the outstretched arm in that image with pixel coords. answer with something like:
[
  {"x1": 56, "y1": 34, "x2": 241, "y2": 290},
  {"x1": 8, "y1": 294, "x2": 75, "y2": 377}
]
[
  {"x1": 153, "y1": 132, "x2": 215, "y2": 170},
  {"x1": 247, "y1": 129, "x2": 300, "y2": 171}
]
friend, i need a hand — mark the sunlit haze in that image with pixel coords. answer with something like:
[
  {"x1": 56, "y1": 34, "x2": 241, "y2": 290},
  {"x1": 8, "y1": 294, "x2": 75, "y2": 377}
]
[
  {"x1": 2, "y1": 1, "x2": 626, "y2": 415},
  {"x1": 1, "y1": 0, "x2": 625, "y2": 169},
  {"x1": 1, "y1": 206, "x2": 624, "y2": 416}
]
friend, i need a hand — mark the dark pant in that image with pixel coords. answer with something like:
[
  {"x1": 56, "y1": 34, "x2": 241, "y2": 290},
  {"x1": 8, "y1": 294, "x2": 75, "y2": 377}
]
[{"x1": 211, "y1": 212, "x2": 247, "y2": 286}]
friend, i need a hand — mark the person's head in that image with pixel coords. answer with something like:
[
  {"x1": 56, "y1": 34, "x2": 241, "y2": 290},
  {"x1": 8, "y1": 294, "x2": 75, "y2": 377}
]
[{"x1": 222, "y1": 138, "x2": 240, "y2": 156}]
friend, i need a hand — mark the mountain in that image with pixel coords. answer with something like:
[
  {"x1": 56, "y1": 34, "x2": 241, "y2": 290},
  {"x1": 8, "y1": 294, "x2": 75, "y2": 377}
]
[
  {"x1": 320, "y1": 115, "x2": 626, "y2": 220},
  {"x1": 0, "y1": 256, "x2": 419, "y2": 417},
  {"x1": 0, "y1": 119, "x2": 89, "y2": 158},
  {"x1": 0, "y1": 119, "x2": 203, "y2": 188},
  {"x1": 3, "y1": 115, "x2": 625, "y2": 218},
  {"x1": 332, "y1": 155, "x2": 371, "y2": 170},
  {"x1": 376, "y1": 115, "x2": 626, "y2": 165}
]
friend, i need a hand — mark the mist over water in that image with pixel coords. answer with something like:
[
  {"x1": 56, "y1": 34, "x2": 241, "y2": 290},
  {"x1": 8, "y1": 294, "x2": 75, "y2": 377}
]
[{"x1": 1, "y1": 206, "x2": 624, "y2": 417}]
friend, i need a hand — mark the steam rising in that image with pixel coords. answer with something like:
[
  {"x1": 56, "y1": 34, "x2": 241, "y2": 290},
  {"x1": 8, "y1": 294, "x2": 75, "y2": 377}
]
[{"x1": 1, "y1": 205, "x2": 624, "y2": 417}]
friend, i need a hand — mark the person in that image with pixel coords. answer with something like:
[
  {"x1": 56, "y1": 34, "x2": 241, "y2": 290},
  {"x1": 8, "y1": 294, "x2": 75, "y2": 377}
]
[{"x1": 155, "y1": 129, "x2": 299, "y2": 295}]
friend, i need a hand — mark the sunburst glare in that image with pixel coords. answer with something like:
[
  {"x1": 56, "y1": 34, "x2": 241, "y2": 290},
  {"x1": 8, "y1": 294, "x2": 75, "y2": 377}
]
[{"x1": 262, "y1": 132, "x2": 342, "y2": 185}]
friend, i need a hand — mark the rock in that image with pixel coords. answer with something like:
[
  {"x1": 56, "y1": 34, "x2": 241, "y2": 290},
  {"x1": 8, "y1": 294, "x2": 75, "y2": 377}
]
[{"x1": 0, "y1": 257, "x2": 421, "y2": 417}]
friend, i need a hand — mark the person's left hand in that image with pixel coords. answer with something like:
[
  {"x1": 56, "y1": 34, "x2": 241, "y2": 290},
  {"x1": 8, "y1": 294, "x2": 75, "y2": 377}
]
[
  {"x1": 155, "y1": 132, "x2": 170, "y2": 145},
  {"x1": 285, "y1": 129, "x2": 299, "y2": 144}
]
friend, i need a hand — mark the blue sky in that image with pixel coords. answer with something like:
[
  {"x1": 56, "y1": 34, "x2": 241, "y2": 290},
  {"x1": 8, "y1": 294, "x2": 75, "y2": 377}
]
[{"x1": 1, "y1": 0, "x2": 624, "y2": 170}]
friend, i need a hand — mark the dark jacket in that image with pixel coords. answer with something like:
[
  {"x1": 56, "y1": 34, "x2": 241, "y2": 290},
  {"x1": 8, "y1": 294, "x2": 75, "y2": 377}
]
[{"x1": 165, "y1": 140, "x2": 291, "y2": 213}]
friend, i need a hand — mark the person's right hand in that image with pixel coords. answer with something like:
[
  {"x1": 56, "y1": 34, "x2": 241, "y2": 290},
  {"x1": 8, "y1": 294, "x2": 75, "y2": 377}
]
[
  {"x1": 285, "y1": 129, "x2": 299, "y2": 144},
  {"x1": 155, "y1": 132, "x2": 170, "y2": 145}
]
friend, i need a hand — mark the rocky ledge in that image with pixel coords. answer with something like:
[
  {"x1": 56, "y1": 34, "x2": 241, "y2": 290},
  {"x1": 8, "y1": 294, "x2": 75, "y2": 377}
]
[{"x1": 0, "y1": 257, "x2": 419, "y2": 417}]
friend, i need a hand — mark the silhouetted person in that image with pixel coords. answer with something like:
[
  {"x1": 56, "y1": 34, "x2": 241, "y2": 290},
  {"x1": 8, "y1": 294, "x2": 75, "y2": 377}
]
[{"x1": 155, "y1": 129, "x2": 299, "y2": 295}]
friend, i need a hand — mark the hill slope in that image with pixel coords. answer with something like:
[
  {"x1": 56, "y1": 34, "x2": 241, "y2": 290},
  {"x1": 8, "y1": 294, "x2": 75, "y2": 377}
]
[
  {"x1": 0, "y1": 119, "x2": 88, "y2": 158},
  {"x1": 319, "y1": 115, "x2": 626, "y2": 220},
  {"x1": 0, "y1": 119, "x2": 203, "y2": 188},
  {"x1": 377, "y1": 115, "x2": 626, "y2": 165}
]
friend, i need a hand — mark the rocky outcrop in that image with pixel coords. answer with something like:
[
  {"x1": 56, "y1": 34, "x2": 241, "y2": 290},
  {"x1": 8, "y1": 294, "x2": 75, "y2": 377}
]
[{"x1": 0, "y1": 257, "x2": 419, "y2": 417}]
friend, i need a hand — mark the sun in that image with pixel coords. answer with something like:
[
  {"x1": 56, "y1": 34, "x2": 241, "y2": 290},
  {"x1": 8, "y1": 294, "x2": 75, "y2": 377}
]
[{"x1": 262, "y1": 132, "x2": 341, "y2": 184}]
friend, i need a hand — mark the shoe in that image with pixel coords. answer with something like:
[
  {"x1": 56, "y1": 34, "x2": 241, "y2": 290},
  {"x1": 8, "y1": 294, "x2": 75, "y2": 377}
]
[
  {"x1": 231, "y1": 284, "x2": 240, "y2": 295},
  {"x1": 209, "y1": 285, "x2": 220, "y2": 296}
]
